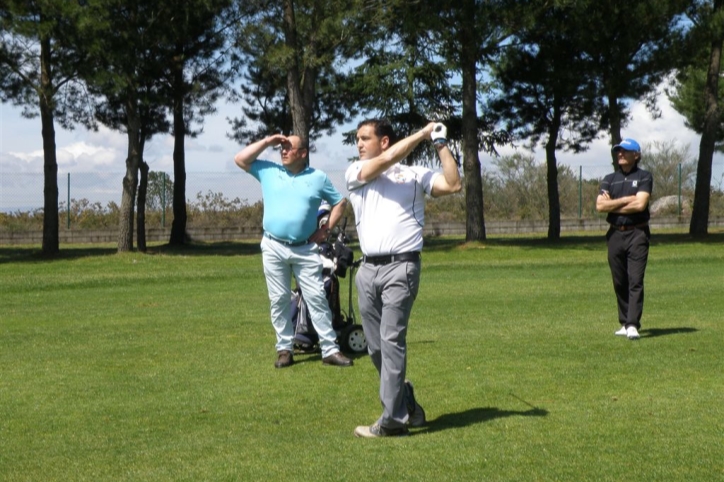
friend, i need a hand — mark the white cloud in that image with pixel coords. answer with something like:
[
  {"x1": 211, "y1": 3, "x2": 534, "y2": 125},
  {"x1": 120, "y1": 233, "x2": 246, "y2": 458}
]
[
  {"x1": 7, "y1": 140, "x2": 121, "y2": 172},
  {"x1": 0, "y1": 151, "x2": 34, "y2": 173}
]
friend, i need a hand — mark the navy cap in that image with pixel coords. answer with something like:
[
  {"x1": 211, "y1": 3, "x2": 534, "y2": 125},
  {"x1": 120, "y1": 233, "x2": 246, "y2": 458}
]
[{"x1": 612, "y1": 138, "x2": 641, "y2": 153}]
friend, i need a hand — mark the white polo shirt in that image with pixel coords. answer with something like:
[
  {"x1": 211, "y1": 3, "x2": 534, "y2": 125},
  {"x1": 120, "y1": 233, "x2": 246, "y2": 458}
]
[{"x1": 345, "y1": 161, "x2": 439, "y2": 256}]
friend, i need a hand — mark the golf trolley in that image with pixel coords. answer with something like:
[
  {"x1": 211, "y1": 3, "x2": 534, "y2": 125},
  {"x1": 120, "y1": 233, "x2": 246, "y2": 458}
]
[{"x1": 291, "y1": 212, "x2": 367, "y2": 355}]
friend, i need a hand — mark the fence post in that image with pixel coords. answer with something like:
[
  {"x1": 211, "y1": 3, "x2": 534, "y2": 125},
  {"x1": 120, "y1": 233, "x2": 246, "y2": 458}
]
[
  {"x1": 67, "y1": 172, "x2": 71, "y2": 229},
  {"x1": 678, "y1": 163, "x2": 682, "y2": 217},
  {"x1": 162, "y1": 172, "x2": 166, "y2": 227},
  {"x1": 578, "y1": 165, "x2": 582, "y2": 219}
]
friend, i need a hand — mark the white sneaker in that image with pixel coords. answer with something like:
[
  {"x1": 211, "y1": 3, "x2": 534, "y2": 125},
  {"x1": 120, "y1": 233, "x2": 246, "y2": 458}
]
[
  {"x1": 626, "y1": 326, "x2": 640, "y2": 340},
  {"x1": 614, "y1": 326, "x2": 627, "y2": 336}
]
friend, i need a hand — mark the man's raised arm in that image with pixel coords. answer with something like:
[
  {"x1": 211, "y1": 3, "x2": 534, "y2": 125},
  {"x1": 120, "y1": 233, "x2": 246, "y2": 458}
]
[
  {"x1": 234, "y1": 134, "x2": 287, "y2": 172},
  {"x1": 357, "y1": 123, "x2": 436, "y2": 182}
]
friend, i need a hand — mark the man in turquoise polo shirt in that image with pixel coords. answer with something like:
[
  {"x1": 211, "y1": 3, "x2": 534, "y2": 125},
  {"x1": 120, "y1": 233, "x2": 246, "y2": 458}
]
[{"x1": 234, "y1": 133, "x2": 353, "y2": 368}]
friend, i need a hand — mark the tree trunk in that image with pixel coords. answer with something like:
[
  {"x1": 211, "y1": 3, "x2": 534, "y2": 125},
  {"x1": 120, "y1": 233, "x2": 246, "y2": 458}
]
[
  {"x1": 169, "y1": 48, "x2": 188, "y2": 246},
  {"x1": 283, "y1": 0, "x2": 314, "y2": 141},
  {"x1": 118, "y1": 95, "x2": 141, "y2": 252},
  {"x1": 39, "y1": 36, "x2": 59, "y2": 256},
  {"x1": 137, "y1": 159, "x2": 149, "y2": 253},
  {"x1": 460, "y1": 0, "x2": 485, "y2": 242},
  {"x1": 607, "y1": 89, "x2": 622, "y2": 168},
  {"x1": 546, "y1": 103, "x2": 562, "y2": 241},
  {"x1": 690, "y1": 29, "x2": 722, "y2": 237}
]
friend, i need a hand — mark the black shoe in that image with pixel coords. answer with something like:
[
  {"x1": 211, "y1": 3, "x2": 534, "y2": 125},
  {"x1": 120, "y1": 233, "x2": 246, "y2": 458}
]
[
  {"x1": 405, "y1": 380, "x2": 426, "y2": 427},
  {"x1": 274, "y1": 350, "x2": 294, "y2": 368},
  {"x1": 322, "y1": 352, "x2": 353, "y2": 367}
]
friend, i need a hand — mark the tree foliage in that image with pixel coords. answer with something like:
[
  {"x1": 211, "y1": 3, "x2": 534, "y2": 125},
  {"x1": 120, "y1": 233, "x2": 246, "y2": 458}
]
[
  {"x1": 230, "y1": 0, "x2": 360, "y2": 146},
  {"x1": 574, "y1": 0, "x2": 689, "y2": 149},
  {"x1": 341, "y1": 0, "x2": 459, "y2": 167},
  {"x1": 489, "y1": 2, "x2": 603, "y2": 239},
  {"x1": 75, "y1": 0, "x2": 235, "y2": 250},
  {"x1": 672, "y1": 0, "x2": 724, "y2": 235},
  {"x1": 156, "y1": 0, "x2": 236, "y2": 246},
  {"x1": 146, "y1": 171, "x2": 174, "y2": 211},
  {"x1": 0, "y1": 0, "x2": 91, "y2": 126},
  {"x1": 75, "y1": 0, "x2": 172, "y2": 251},
  {"x1": 669, "y1": 65, "x2": 724, "y2": 149},
  {"x1": 347, "y1": 0, "x2": 519, "y2": 241}
]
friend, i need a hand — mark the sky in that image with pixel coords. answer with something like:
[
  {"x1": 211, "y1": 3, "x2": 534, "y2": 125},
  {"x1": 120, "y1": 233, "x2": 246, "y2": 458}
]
[{"x1": 1, "y1": 84, "x2": 723, "y2": 211}]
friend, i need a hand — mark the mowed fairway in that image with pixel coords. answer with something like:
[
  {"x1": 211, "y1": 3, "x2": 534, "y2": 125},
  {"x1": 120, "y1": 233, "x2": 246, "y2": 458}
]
[{"x1": 1, "y1": 232, "x2": 722, "y2": 482}]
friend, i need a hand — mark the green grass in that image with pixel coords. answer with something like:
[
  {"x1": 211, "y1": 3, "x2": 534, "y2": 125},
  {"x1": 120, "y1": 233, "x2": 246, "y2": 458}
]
[{"x1": 1, "y1": 232, "x2": 723, "y2": 481}]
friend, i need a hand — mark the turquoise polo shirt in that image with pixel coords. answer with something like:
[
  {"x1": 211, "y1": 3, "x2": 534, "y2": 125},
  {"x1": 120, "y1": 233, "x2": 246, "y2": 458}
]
[{"x1": 249, "y1": 160, "x2": 343, "y2": 242}]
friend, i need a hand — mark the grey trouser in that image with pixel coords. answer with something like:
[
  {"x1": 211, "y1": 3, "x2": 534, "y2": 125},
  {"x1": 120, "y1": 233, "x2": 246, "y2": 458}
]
[{"x1": 355, "y1": 260, "x2": 420, "y2": 429}]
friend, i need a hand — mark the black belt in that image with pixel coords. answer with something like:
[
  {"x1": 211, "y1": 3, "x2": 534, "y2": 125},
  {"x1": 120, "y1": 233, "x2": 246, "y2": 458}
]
[
  {"x1": 264, "y1": 232, "x2": 310, "y2": 247},
  {"x1": 363, "y1": 251, "x2": 420, "y2": 266},
  {"x1": 611, "y1": 223, "x2": 648, "y2": 232}
]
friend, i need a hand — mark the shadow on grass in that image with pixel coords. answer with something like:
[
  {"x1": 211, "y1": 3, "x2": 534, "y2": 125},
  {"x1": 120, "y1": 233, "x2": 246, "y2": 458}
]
[
  {"x1": 0, "y1": 240, "x2": 262, "y2": 264},
  {"x1": 2, "y1": 231, "x2": 721, "y2": 263},
  {"x1": 417, "y1": 235, "x2": 602, "y2": 254},
  {"x1": 424, "y1": 231, "x2": 724, "y2": 252},
  {"x1": 640, "y1": 327, "x2": 698, "y2": 338},
  {"x1": 288, "y1": 350, "x2": 368, "y2": 366},
  {"x1": 421, "y1": 406, "x2": 548, "y2": 434},
  {"x1": 0, "y1": 245, "x2": 118, "y2": 264},
  {"x1": 152, "y1": 241, "x2": 261, "y2": 257}
]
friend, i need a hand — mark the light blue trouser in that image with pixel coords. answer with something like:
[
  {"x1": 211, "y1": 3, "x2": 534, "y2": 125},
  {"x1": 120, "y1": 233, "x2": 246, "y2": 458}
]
[
  {"x1": 260, "y1": 236, "x2": 341, "y2": 358},
  {"x1": 355, "y1": 260, "x2": 420, "y2": 429}
]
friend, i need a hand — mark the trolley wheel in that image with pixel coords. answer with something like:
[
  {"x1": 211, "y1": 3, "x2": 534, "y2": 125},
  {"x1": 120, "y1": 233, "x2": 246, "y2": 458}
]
[{"x1": 340, "y1": 324, "x2": 367, "y2": 354}]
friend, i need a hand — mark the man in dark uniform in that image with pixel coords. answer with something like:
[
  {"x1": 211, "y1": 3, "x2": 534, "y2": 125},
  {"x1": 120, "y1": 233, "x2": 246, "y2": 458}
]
[{"x1": 596, "y1": 138, "x2": 653, "y2": 340}]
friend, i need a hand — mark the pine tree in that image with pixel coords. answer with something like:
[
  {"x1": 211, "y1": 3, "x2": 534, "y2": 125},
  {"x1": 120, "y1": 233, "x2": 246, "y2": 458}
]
[{"x1": 0, "y1": 0, "x2": 92, "y2": 255}]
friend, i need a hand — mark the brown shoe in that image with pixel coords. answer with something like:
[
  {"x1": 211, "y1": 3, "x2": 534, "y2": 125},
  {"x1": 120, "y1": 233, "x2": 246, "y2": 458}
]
[
  {"x1": 274, "y1": 350, "x2": 294, "y2": 368},
  {"x1": 322, "y1": 351, "x2": 353, "y2": 367}
]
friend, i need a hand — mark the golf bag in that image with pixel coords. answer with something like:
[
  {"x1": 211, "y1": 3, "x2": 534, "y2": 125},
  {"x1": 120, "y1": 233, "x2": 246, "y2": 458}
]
[{"x1": 291, "y1": 207, "x2": 366, "y2": 355}]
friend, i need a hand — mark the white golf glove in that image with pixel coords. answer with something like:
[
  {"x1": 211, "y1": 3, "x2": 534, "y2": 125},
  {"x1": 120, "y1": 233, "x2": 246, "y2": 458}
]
[{"x1": 432, "y1": 123, "x2": 447, "y2": 145}]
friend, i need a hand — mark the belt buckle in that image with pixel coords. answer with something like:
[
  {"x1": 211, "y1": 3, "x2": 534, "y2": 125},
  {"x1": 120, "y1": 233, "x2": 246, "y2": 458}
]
[{"x1": 364, "y1": 255, "x2": 388, "y2": 265}]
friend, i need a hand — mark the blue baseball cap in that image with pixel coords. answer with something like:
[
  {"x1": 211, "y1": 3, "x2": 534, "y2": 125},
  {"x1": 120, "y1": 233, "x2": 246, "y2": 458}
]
[{"x1": 612, "y1": 138, "x2": 641, "y2": 153}]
